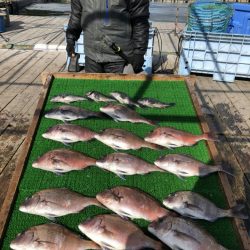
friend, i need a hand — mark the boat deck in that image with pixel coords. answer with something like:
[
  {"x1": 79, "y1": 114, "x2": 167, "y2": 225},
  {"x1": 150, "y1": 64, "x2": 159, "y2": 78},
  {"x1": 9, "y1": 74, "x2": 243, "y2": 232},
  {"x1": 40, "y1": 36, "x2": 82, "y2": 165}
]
[{"x1": 0, "y1": 15, "x2": 249, "y2": 241}]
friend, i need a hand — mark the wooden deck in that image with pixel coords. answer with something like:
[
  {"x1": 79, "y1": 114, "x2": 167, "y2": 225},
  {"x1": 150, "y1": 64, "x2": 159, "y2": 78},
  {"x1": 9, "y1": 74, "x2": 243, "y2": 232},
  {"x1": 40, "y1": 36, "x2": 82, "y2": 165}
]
[{"x1": 0, "y1": 15, "x2": 249, "y2": 245}]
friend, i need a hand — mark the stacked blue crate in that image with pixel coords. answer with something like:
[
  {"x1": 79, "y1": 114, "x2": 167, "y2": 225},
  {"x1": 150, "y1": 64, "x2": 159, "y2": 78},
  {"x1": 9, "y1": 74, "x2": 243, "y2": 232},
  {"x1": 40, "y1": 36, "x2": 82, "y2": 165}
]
[{"x1": 228, "y1": 3, "x2": 250, "y2": 35}]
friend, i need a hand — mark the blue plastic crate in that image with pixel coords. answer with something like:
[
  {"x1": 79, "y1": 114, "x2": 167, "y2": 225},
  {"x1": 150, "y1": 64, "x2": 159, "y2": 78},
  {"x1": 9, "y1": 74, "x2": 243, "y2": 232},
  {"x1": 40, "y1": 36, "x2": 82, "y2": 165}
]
[{"x1": 228, "y1": 3, "x2": 250, "y2": 35}]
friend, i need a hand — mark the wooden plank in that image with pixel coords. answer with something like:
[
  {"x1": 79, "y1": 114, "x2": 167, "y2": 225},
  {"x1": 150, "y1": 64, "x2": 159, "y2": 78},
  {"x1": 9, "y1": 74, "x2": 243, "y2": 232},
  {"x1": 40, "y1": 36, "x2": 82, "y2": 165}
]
[
  {"x1": 0, "y1": 74, "x2": 53, "y2": 240},
  {"x1": 237, "y1": 80, "x2": 250, "y2": 101},
  {"x1": 0, "y1": 52, "x2": 65, "y2": 135},
  {"x1": 0, "y1": 49, "x2": 19, "y2": 63},
  {"x1": 52, "y1": 72, "x2": 190, "y2": 81},
  {"x1": 196, "y1": 79, "x2": 250, "y2": 174},
  {"x1": 186, "y1": 79, "x2": 250, "y2": 250},
  {"x1": 5, "y1": 17, "x2": 58, "y2": 45},
  {"x1": 0, "y1": 153, "x2": 20, "y2": 210},
  {"x1": 0, "y1": 94, "x2": 38, "y2": 174},
  {"x1": 0, "y1": 51, "x2": 46, "y2": 95},
  {"x1": 0, "y1": 50, "x2": 35, "y2": 80},
  {"x1": 217, "y1": 82, "x2": 250, "y2": 129},
  {"x1": 196, "y1": 77, "x2": 250, "y2": 136}
]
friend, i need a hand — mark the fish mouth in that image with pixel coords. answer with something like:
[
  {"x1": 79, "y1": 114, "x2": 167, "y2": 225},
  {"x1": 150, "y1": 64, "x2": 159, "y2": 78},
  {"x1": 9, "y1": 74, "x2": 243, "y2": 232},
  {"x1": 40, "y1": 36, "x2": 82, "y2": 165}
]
[
  {"x1": 42, "y1": 133, "x2": 49, "y2": 139},
  {"x1": 144, "y1": 137, "x2": 151, "y2": 142},
  {"x1": 154, "y1": 160, "x2": 160, "y2": 167},
  {"x1": 95, "y1": 160, "x2": 105, "y2": 167},
  {"x1": 99, "y1": 107, "x2": 106, "y2": 112},
  {"x1": 78, "y1": 217, "x2": 97, "y2": 233},
  {"x1": 94, "y1": 134, "x2": 100, "y2": 140},
  {"x1": 96, "y1": 190, "x2": 112, "y2": 203},
  {"x1": 148, "y1": 220, "x2": 158, "y2": 232},
  {"x1": 19, "y1": 197, "x2": 34, "y2": 212},
  {"x1": 32, "y1": 162, "x2": 38, "y2": 168}
]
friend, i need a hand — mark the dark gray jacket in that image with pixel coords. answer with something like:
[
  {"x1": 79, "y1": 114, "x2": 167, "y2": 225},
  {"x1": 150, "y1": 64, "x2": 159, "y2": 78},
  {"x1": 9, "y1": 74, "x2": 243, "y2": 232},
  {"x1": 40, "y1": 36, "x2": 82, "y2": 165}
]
[{"x1": 66, "y1": 0, "x2": 149, "y2": 63}]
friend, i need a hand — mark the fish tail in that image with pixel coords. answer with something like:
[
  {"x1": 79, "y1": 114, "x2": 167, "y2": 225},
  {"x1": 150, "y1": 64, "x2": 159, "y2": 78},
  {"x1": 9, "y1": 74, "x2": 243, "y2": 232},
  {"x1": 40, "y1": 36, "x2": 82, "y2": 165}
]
[
  {"x1": 88, "y1": 197, "x2": 106, "y2": 209},
  {"x1": 144, "y1": 119, "x2": 157, "y2": 126},
  {"x1": 152, "y1": 165, "x2": 165, "y2": 172},
  {"x1": 85, "y1": 157, "x2": 97, "y2": 167},
  {"x1": 144, "y1": 142, "x2": 164, "y2": 150},
  {"x1": 168, "y1": 102, "x2": 176, "y2": 107},
  {"x1": 200, "y1": 132, "x2": 219, "y2": 142},
  {"x1": 227, "y1": 204, "x2": 249, "y2": 220},
  {"x1": 95, "y1": 111, "x2": 106, "y2": 118},
  {"x1": 218, "y1": 164, "x2": 235, "y2": 176},
  {"x1": 84, "y1": 241, "x2": 102, "y2": 250}
]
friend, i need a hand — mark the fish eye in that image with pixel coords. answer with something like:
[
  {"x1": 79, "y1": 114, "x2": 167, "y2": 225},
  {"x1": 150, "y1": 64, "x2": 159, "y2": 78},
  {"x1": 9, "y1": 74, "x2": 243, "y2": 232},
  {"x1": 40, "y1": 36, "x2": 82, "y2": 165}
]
[{"x1": 168, "y1": 193, "x2": 176, "y2": 197}]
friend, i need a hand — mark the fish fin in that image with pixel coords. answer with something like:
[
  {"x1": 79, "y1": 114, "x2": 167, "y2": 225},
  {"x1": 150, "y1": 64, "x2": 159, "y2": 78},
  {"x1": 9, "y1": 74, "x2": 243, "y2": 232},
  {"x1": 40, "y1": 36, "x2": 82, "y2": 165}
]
[
  {"x1": 202, "y1": 132, "x2": 219, "y2": 142},
  {"x1": 172, "y1": 246, "x2": 183, "y2": 250},
  {"x1": 177, "y1": 175, "x2": 186, "y2": 181},
  {"x1": 54, "y1": 170, "x2": 65, "y2": 176},
  {"x1": 172, "y1": 230, "x2": 201, "y2": 245},
  {"x1": 34, "y1": 240, "x2": 57, "y2": 247},
  {"x1": 117, "y1": 174, "x2": 126, "y2": 180},
  {"x1": 44, "y1": 214, "x2": 57, "y2": 221},
  {"x1": 183, "y1": 202, "x2": 203, "y2": 212},
  {"x1": 100, "y1": 242, "x2": 113, "y2": 250},
  {"x1": 116, "y1": 211, "x2": 130, "y2": 220},
  {"x1": 229, "y1": 204, "x2": 249, "y2": 220},
  {"x1": 182, "y1": 214, "x2": 199, "y2": 219},
  {"x1": 219, "y1": 164, "x2": 235, "y2": 176}
]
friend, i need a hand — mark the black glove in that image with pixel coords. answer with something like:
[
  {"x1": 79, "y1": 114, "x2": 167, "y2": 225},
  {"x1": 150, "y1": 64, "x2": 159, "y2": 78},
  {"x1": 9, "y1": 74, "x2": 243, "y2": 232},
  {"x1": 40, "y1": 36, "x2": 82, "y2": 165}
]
[
  {"x1": 66, "y1": 39, "x2": 75, "y2": 57},
  {"x1": 132, "y1": 54, "x2": 145, "y2": 73}
]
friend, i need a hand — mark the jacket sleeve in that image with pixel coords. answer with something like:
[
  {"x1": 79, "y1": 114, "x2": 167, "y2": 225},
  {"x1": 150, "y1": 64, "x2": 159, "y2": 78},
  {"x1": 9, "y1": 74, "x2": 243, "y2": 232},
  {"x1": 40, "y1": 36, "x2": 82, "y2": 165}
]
[
  {"x1": 66, "y1": 0, "x2": 82, "y2": 42},
  {"x1": 129, "y1": 0, "x2": 150, "y2": 55}
]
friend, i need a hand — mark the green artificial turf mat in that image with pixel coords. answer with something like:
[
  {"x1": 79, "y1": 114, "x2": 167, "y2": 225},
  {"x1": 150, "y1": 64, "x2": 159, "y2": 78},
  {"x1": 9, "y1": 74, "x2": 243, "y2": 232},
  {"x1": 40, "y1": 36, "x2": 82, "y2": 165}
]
[{"x1": 1, "y1": 78, "x2": 241, "y2": 249}]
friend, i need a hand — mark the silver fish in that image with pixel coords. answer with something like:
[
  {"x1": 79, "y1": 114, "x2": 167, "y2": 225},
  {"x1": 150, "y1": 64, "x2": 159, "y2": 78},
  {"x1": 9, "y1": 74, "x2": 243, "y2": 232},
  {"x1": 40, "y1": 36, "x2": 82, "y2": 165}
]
[
  {"x1": 145, "y1": 127, "x2": 216, "y2": 148},
  {"x1": 137, "y1": 97, "x2": 175, "y2": 109},
  {"x1": 163, "y1": 191, "x2": 248, "y2": 222},
  {"x1": 85, "y1": 91, "x2": 116, "y2": 102},
  {"x1": 78, "y1": 214, "x2": 163, "y2": 250},
  {"x1": 10, "y1": 223, "x2": 101, "y2": 250},
  {"x1": 96, "y1": 152, "x2": 163, "y2": 178},
  {"x1": 94, "y1": 128, "x2": 163, "y2": 151},
  {"x1": 19, "y1": 188, "x2": 103, "y2": 219},
  {"x1": 100, "y1": 103, "x2": 156, "y2": 126},
  {"x1": 50, "y1": 94, "x2": 86, "y2": 104},
  {"x1": 44, "y1": 105, "x2": 103, "y2": 122},
  {"x1": 110, "y1": 91, "x2": 140, "y2": 107},
  {"x1": 42, "y1": 124, "x2": 97, "y2": 145},
  {"x1": 32, "y1": 148, "x2": 96, "y2": 174},
  {"x1": 96, "y1": 186, "x2": 174, "y2": 221},
  {"x1": 154, "y1": 154, "x2": 234, "y2": 178},
  {"x1": 148, "y1": 216, "x2": 228, "y2": 250}
]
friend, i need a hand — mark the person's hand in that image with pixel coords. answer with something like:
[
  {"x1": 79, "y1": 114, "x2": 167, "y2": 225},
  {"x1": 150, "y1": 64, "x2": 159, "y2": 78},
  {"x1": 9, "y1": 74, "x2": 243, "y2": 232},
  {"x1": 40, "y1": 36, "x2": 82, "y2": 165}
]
[
  {"x1": 132, "y1": 54, "x2": 145, "y2": 73},
  {"x1": 66, "y1": 40, "x2": 75, "y2": 57}
]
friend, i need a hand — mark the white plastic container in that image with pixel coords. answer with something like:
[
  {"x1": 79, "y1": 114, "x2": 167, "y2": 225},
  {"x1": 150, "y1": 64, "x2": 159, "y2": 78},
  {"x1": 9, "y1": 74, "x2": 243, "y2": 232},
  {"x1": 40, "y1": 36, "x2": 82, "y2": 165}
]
[{"x1": 178, "y1": 30, "x2": 250, "y2": 82}]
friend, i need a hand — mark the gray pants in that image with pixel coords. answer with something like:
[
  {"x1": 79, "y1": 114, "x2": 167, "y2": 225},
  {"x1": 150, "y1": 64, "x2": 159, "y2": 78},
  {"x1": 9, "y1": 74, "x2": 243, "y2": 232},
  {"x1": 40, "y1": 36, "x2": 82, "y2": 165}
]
[{"x1": 85, "y1": 56, "x2": 125, "y2": 73}]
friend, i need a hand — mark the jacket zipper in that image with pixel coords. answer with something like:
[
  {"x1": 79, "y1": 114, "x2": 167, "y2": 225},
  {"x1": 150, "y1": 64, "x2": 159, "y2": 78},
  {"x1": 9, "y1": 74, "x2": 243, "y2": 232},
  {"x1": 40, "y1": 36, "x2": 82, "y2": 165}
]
[{"x1": 104, "y1": 0, "x2": 109, "y2": 25}]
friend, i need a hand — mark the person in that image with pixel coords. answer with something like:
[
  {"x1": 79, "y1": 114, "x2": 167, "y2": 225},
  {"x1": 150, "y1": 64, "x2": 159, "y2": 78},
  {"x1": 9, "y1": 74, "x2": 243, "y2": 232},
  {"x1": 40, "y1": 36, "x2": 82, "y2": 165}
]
[{"x1": 66, "y1": 0, "x2": 150, "y2": 74}]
